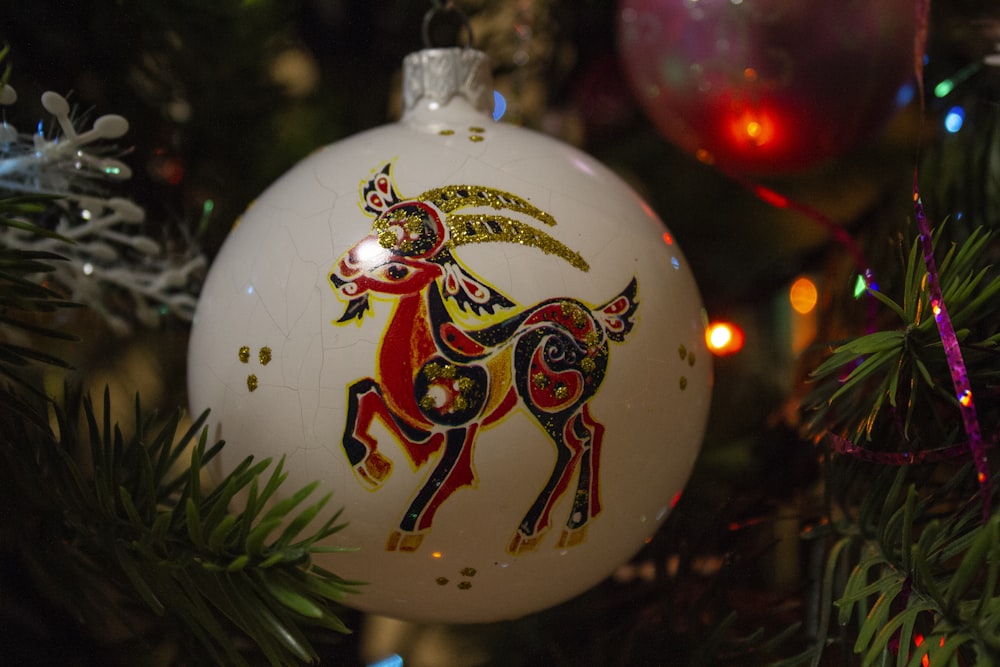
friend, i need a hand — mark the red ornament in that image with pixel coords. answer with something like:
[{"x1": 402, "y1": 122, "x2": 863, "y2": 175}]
[{"x1": 617, "y1": 0, "x2": 919, "y2": 175}]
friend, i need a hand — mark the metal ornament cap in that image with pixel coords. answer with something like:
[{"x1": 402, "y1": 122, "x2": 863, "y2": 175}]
[{"x1": 402, "y1": 48, "x2": 493, "y2": 117}]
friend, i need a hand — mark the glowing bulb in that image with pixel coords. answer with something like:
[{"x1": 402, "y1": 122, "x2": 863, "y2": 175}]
[
  {"x1": 934, "y1": 79, "x2": 955, "y2": 98},
  {"x1": 853, "y1": 275, "x2": 868, "y2": 299},
  {"x1": 959, "y1": 389, "x2": 972, "y2": 407},
  {"x1": 944, "y1": 106, "x2": 965, "y2": 133},
  {"x1": 705, "y1": 321, "x2": 744, "y2": 356},
  {"x1": 432, "y1": 551, "x2": 443, "y2": 559},
  {"x1": 730, "y1": 109, "x2": 775, "y2": 148},
  {"x1": 789, "y1": 277, "x2": 818, "y2": 314}
]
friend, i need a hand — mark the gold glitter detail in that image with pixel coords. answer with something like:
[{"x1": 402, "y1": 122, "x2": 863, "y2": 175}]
[
  {"x1": 446, "y1": 213, "x2": 588, "y2": 272},
  {"x1": 580, "y1": 358, "x2": 596, "y2": 374},
  {"x1": 247, "y1": 374, "x2": 259, "y2": 392},
  {"x1": 469, "y1": 135, "x2": 484, "y2": 143},
  {"x1": 457, "y1": 581, "x2": 472, "y2": 590},
  {"x1": 678, "y1": 345, "x2": 687, "y2": 360},
  {"x1": 436, "y1": 577, "x2": 449, "y2": 585},
  {"x1": 259, "y1": 346, "x2": 272, "y2": 365},
  {"x1": 469, "y1": 127, "x2": 485, "y2": 133},
  {"x1": 409, "y1": 183, "x2": 587, "y2": 271},
  {"x1": 439, "y1": 129, "x2": 455, "y2": 136},
  {"x1": 453, "y1": 395, "x2": 468, "y2": 411},
  {"x1": 561, "y1": 302, "x2": 587, "y2": 327},
  {"x1": 679, "y1": 376, "x2": 687, "y2": 390},
  {"x1": 532, "y1": 372, "x2": 549, "y2": 388},
  {"x1": 420, "y1": 395, "x2": 437, "y2": 410},
  {"x1": 238, "y1": 346, "x2": 250, "y2": 363},
  {"x1": 459, "y1": 567, "x2": 477, "y2": 577},
  {"x1": 554, "y1": 384, "x2": 569, "y2": 400},
  {"x1": 585, "y1": 331, "x2": 601, "y2": 347},
  {"x1": 457, "y1": 377, "x2": 474, "y2": 392},
  {"x1": 424, "y1": 362, "x2": 457, "y2": 381},
  {"x1": 378, "y1": 229, "x2": 396, "y2": 248},
  {"x1": 420, "y1": 184, "x2": 556, "y2": 223}
]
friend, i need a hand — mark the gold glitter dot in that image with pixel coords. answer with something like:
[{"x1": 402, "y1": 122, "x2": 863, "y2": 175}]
[
  {"x1": 457, "y1": 581, "x2": 472, "y2": 590},
  {"x1": 554, "y1": 384, "x2": 569, "y2": 400},
  {"x1": 378, "y1": 229, "x2": 396, "y2": 248},
  {"x1": 580, "y1": 358, "x2": 596, "y2": 374},
  {"x1": 678, "y1": 345, "x2": 687, "y2": 360},
  {"x1": 420, "y1": 395, "x2": 437, "y2": 410},
  {"x1": 436, "y1": 577, "x2": 449, "y2": 585},
  {"x1": 453, "y1": 395, "x2": 468, "y2": 411},
  {"x1": 259, "y1": 346, "x2": 272, "y2": 365},
  {"x1": 247, "y1": 374, "x2": 258, "y2": 392},
  {"x1": 238, "y1": 346, "x2": 250, "y2": 363},
  {"x1": 679, "y1": 376, "x2": 687, "y2": 390},
  {"x1": 585, "y1": 331, "x2": 601, "y2": 347},
  {"x1": 457, "y1": 377, "x2": 474, "y2": 392},
  {"x1": 439, "y1": 129, "x2": 455, "y2": 136},
  {"x1": 532, "y1": 372, "x2": 549, "y2": 388},
  {"x1": 560, "y1": 303, "x2": 587, "y2": 327},
  {"x1": 459, "y1": 567, "x2": 477, "y2": 577},
  {"x1": 468, "y1": 126, "x2": 485, "y2": 133},
  {"x1": 469, "y1": 135, "x2": 484, "y2": 143}
]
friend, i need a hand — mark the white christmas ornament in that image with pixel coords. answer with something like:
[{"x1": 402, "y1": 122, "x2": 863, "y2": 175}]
[{"x1": 188, "y1": 48, "x2": 711, "y2": 624}]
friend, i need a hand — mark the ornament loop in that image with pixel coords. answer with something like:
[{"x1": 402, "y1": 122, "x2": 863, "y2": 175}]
[{"x1": 422, "y1": 1, "x2": 474, "y2": 49}]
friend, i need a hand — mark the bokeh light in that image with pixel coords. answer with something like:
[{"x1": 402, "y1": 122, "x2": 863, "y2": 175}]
[
  {"x1": 705, "y1": 321, "x2": 744, "y2": 356},
  {"x1": 789, "y1": 277, "x2": 818, "y2": 314}
]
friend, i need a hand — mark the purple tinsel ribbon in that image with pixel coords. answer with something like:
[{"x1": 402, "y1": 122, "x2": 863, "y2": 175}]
[
  {"x1": 826, "y1": 432, "x2": 988, "y2": 466},
  {"x1": 913, "y1": 176, "x2": 992, "y2": 520}
]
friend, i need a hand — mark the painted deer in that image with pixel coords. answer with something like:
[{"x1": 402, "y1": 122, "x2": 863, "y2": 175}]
[{"x1": 330, "y1": 162, "x2": 638, "y2": 555}]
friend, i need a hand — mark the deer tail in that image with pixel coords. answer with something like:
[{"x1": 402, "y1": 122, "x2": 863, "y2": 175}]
[{"x1": 594, "y1": 277, "x2": 638, "y2": 342}]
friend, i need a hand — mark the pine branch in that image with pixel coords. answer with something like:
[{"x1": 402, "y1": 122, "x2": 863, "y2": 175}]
[
  {"x1": 801, "y1": 218, "x2": 1000, "y2": 665},
  {"x1": 807, "y1": 222, "x2": 1000, "y2": 450},
  {"x1": 0, "y1": 96, "x2": 358, "y2": 660},
  {"x1": 811, "y1": 464, "x2": 1000, "y2": 666},
  {"x1": 2, "y1": 386, "x2": 359, "y2": 665}
]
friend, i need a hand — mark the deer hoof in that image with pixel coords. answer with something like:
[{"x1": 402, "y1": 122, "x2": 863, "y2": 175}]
[
  {"x1": 556, "y1": 525, "x2": 588, "y2": 548},
  {"x1": 356, "y1": 451, "x2": 392, "y2": 486},
  {"x1": 508, "y1": 531, "x2": 544, "y2": 555},
  {"x1": 386, "y1": 530, "x2": 424, "y2": 552}
]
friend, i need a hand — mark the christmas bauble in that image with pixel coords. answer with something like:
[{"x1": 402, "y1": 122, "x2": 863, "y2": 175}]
[
  {"x1": 187, "y1": 48, "x2": 711, "y2": 624},
  {"x1": 617, "y1": 0, "x2": 918, "y2": 174}
]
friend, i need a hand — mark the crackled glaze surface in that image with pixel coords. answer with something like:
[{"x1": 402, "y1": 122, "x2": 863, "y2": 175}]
[{"x1": 188, "y1": 49, "x2": 711, "y2": 623}]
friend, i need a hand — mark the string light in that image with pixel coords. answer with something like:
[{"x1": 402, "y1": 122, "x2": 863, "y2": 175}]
[
  {"x1": 730, "y1": 108, "x2": 775, "y2": 148},
  {"x1": 944, "y1": 105, "x2": 965, "y2": 133},
  {"x1": 789, "y1": 276, "x2": 818, "y2": 314},
  {"x1": 705, "y1": 321, "x2": 744, "y2": 356}
]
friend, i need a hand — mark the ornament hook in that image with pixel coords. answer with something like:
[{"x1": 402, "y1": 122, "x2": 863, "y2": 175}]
[{"x1": 422, "y1": 1, "x2": 474, "y2": 49}]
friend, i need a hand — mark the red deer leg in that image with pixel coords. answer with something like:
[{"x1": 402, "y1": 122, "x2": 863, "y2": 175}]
[
  {"x1": 343, "y1": 378, "x2": 442, "y2": 487},
  {"x1": 557, "y1": 404, "x2": 604, "y2": 548},
  {"x1": 508, "y1": 413, "x2": 590, "y2": 555},
  {"x1": 388, "y1": 425, "x2": 478, "y2": 552}
]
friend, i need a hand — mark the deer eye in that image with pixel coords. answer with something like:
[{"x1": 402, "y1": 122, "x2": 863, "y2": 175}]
[{"x1": 384, "y1": 263, "x2": 410, "y2": 281}]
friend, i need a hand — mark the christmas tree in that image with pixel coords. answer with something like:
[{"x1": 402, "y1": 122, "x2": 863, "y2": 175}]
[{"x1": 2, "y1": 1, "x2": 999, "y2": 665}]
